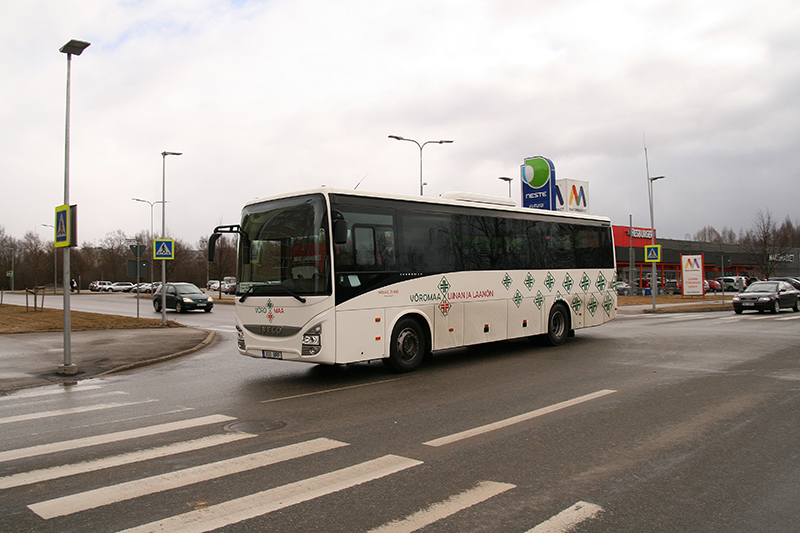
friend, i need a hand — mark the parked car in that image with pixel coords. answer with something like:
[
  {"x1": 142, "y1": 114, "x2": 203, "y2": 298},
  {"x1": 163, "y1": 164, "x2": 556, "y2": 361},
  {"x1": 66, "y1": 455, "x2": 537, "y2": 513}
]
[
  {"x1": 222, "y1": 281, "x2": 237, "y2": 294},
  {"x1": 717, "y1": 276, "x2": 746, "y2": 292},
  {"x1": 770, "y1": 277, "x2": 800, "y2": 291},
  {"x1": 90, "y1": 280, "x2": 112, "y2": 292},
  {"x1": 665, "y1": 279, "x2": 680, "y2": 295},
  {"x1": 108, "y1": 282, "x2": 134, "y2": 292},
  {"x1": 732, "y1": 280, "x2": 800, "y2": 314},
  {"x1": 132, "y1": 282, "x2": 152, "y2": 293},
  {"x1": 705, "y1": 279, "x2": 721, "y2": 292},
  {"x1": 207, "y1": 280, "x2": 220, "y2": 291},
  {"x1": 615, "y1": 281, "x2": 631, "y2": 296},
  {"x1": 153, "y1": 282, "x2": 213, "y2": 313}
]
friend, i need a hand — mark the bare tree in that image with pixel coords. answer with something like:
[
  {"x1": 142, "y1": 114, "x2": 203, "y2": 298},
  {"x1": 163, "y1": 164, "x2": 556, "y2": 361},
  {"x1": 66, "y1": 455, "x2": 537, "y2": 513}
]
[
  {"x1": 741, "y1": 209, "x2": 788, "y2": 279},
  {"x1": 693, "y1": 226, "x2": 721, "y2": 242}
]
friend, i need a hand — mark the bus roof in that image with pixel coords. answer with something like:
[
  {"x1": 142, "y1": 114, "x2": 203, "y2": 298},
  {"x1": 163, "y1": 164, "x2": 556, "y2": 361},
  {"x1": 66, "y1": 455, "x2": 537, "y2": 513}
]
[{"x1": 244, "y1": 186, "x2": 612, "y2": 225}]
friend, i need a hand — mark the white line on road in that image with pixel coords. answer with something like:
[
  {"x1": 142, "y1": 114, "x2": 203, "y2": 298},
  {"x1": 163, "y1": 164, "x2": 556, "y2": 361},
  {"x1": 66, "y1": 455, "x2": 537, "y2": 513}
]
[
  {"x1": 367, "y1": 480, "x2": 515, "y2": 533},
  {"x1": 261, "y1": 377, "x2": 408, "y2": 403},
  {"x1": 28, "y1": 437, "x2": 349, "y2": 519},
  {"x1": 0, "y1": 414, "x2": 236, "y2": 463},
  {"x1": 423, "y1": 389, "x2": 617, "y2": 447},
  {"x1": 0, "y1": 399, "x2": 158, "y2": 425},
  {"x1": 526, "y1": 501, "x2": 604, "y2": 533},
  {"x1": 0, "y1": 432, "x2": 256, "y2": 489},
  {"x1": 0, "y1": 384, "x2": 103, "y2": 402},
  {"x1": 117, "y1": 454, "x2": 423, "y2": 533}
]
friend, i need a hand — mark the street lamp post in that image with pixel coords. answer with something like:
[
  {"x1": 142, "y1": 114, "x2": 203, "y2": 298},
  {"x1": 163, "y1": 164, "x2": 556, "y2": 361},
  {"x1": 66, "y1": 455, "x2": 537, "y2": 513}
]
[
  {"x1": 58, "y1": 39, "x2": 90, "y2": 376},
  {"x1": 160, "y1": 151, "x2": 182, "y2": 326},
  {"x1": 647, "y1": 174, "x2": 665, "y2": 311},
  {"x1": 498, "y1": 176, "x2": 513, "y2": 198},
  {"x1": 132, "y1": 198, "x2": 166, "y2": 286},
  {"x1": 388, "y1": 135, "x2": 453, "y2": 196},
  {"x1": 41, "y1": 224, "x2": 57, "y2": 294}
]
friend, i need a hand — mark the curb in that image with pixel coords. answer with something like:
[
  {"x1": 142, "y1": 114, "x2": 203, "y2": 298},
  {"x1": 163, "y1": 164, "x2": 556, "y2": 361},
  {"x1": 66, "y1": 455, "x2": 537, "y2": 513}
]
[{"x1": 97, "y1": 329, "x2": 217, "y2": 377}]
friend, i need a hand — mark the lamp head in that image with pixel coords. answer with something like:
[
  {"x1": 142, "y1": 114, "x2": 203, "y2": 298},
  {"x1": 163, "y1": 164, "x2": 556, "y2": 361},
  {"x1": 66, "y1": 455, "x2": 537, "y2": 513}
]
[
  {"x1": 388, "y1": 135, "x2": 404, "y2": 141},
  {"x1": 60, "y1": 40, "x2": 91, "y2": 56}
]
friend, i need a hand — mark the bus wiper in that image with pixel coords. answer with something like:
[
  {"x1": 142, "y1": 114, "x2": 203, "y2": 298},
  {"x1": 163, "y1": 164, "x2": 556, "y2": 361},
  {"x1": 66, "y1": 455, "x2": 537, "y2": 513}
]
[
  {"x1": 277, "y1": 286, "x2": 307, "y2": 303},
  {"x1": 238, "y1": 284, "x2": 307, "y2": 303},
  {"x1": 238, "y1": 285, "x2": 259, "y2": 303}
]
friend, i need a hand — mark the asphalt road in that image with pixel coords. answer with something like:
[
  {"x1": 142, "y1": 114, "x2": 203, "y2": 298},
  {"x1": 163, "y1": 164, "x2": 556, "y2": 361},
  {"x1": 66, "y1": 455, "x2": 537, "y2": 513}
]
[{"x1": 1, "y1": 294, "x2": 799, "y2": 532}]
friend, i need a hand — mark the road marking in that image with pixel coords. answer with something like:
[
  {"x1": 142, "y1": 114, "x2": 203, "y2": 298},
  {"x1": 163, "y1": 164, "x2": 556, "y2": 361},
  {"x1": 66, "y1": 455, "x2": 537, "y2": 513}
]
[
  {"x1": 424, "y1": 389, "x2": 617, "y2": 447},
  {"x1": 0, "y1": 399, "x2": 158, "y2": 426},
  {"x1": 0, "y1": 414, "x2": 236, "y2": 463},
  {"x1": 0, "y1": 384, "x2": 103, "y2": 402},
  {"x1": 525, "y1": 501, "x2": 603, "y2": 533},
  {"x1": 117, "y1": 454, "x2": 423, "y2": 533},
  {"x1": 28, "y1": 437, "x2": 349, "y2": 519},
  {"x1": 777, "y1": 315, "x2": 800, "y2": 321},
  {"x1": 0, "y1": 432, "x2": 256, "y2": 489},
  {"x1": 367, "y1": 480, "x2": 515, "y2": 533},
  {"x1": 261, "y1": 377, "x2": 408, "y2": 403}
]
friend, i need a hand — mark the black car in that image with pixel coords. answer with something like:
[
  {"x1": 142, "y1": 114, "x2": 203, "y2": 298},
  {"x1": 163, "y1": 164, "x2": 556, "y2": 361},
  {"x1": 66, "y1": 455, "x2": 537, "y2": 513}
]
[
  {"x1": 732, "y1": 280, "x2": 800, "y2": 314},
  {"x1": 153, "y1": 282, "x2": 213, "y2": 313}
]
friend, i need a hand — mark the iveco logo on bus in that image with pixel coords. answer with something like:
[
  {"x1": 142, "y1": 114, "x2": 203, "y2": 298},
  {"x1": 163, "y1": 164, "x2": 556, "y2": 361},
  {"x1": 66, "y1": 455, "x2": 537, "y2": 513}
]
[{"x1": 258, "y1": 325, "x2": 283, "y2": 335}]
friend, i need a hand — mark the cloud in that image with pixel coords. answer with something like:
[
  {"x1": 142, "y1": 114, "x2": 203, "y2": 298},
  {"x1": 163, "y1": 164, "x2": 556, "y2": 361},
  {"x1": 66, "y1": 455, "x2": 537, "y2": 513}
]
[{"x1": 1, "y1": 0, "x2": 799, "y2": 247}]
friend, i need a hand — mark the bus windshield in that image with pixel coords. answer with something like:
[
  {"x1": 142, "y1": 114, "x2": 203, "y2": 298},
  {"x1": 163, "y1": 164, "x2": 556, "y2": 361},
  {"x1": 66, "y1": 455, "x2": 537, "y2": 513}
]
[{"x1": 238, "y1": 194, "x2": 331, "y2": 298}]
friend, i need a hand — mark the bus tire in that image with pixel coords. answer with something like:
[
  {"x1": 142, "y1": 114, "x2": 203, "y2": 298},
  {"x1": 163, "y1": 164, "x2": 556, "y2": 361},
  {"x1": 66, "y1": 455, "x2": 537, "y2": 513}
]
[
  {"x1": 384, "y1": 317, "x2": 427, "y2": 373},
  {"x1": 545, "y1": 303, "x2": 570, "y2": 346}
]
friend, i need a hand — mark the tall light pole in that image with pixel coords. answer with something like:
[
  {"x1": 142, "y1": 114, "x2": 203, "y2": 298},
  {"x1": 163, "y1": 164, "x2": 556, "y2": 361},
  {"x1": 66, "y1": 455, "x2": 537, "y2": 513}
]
[
  {"x1": 58, "y1": 39, "x2": 90, "y2": 376},
  {"x1": 388, "y1": 135, "x2": 453, "y2": 196},
  {"x1": 132, "y1": 198, "x2": 166, "y2": 286},
  {"x1": 498, "y1": 176, "x2": 513, "y2": 198},
  {"x1": 41, "y1": 224, "x2": 57, "y2": 294},
  {"x1": 647, "y1": 173, "x2": 665, "y2": 311},
  {"x1": 160, "y1": 151, "x2": 181, "y2": 325}
]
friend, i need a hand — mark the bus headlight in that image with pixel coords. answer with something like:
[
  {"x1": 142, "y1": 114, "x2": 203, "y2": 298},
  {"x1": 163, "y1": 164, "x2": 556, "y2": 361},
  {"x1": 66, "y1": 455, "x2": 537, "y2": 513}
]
[
  {"x1": 302, "y1": 324, "x2": 322, "y2": 356},
  {"x1": 235, "y1": 324, "x2": 245, "y2": 350}
]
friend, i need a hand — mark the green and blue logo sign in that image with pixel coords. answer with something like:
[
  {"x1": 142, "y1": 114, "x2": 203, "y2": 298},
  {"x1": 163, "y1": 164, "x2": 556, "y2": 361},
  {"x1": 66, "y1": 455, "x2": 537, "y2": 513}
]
[{"x1": 521, "y1": 156, "x2": 556, "y2": 210}]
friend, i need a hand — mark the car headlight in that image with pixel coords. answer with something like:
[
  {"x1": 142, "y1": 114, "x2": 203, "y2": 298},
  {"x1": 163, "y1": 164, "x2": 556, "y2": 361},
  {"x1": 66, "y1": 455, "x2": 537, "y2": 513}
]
[
  {"x1": 758, "y1": 296, "x2": 772, "y2": 302},
  {"x1": 732, "y1": 296, "x2": 740, "y2": 302},
  {"x1": 183, "y1": 297, "x2": 193, "y2": 303}
]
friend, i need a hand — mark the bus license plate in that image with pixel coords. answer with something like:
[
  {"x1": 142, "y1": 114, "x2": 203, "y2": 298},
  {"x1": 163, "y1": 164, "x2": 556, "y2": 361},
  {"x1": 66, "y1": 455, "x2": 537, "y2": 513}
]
[{"x1": 262, "y1": 350, "x2": 282, "y2": 359}]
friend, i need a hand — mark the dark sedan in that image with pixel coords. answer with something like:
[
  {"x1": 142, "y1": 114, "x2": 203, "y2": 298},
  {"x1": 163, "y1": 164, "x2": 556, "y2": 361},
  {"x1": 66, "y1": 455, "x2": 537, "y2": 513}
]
[
  {"x1": 732, "y1": 280, "x2": 800, "y2": 314},
  {"x1": 153, "y1": 282, "x2": 213, "y2": 313}
]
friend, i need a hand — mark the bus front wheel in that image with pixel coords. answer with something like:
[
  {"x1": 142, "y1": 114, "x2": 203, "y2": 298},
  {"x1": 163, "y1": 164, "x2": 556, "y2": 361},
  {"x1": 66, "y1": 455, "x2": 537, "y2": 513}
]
[
  {"x1": 384, "y1": 317, "x2": 427, "y2": 373},
  {"x1": 546, "y1": 303, "x2": 570, "y2": 346}
]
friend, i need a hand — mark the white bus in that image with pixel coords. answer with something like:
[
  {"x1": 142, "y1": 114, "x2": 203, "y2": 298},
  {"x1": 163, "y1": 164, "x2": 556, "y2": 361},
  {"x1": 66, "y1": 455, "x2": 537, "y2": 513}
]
[{"x1": 209, "y1": 187, "x2": 617, "y2": 372}]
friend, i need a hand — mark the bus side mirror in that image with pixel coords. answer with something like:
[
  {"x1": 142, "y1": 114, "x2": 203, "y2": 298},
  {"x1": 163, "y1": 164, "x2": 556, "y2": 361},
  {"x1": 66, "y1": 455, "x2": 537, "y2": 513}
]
[
  {"x1": 333, "y1": 218, "x2": 348, "y2": 245},
  {"x1": 208, "y1": 233, "x2": 220, "y2": 261}
]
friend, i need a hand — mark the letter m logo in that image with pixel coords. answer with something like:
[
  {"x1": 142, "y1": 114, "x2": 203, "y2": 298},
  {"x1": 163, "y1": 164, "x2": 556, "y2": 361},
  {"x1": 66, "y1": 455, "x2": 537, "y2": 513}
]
[{"x1": 570, "y1": 185, "x2": 587, "y2": 207}]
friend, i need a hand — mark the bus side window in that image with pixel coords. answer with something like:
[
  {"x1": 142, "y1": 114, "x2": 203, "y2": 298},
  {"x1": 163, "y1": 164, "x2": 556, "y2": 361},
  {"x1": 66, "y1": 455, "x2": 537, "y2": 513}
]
[{"x1": 353, "y1": 225, "x2": 376, "y2": 267}]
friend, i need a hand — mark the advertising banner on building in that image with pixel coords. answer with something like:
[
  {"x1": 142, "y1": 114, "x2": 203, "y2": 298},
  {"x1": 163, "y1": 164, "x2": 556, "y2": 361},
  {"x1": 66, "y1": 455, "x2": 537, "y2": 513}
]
[
  {"x1": 555, "y1": 179, "x2": 589, "y2": 213},
  {"x1": 681, "y1": 254, "x2": 704, "y2": 296},
  {"x1": 521, "y1": 156, "x2": 556, "y2": 210}
]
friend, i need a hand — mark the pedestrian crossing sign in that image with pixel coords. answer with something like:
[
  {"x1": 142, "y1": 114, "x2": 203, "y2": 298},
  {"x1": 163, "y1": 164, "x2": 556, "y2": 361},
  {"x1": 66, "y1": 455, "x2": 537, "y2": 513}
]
[
  {"x1": 645, "y1": 244, "x2": 661, "y2": 263},
  {"x1": 153, "y1": 239, "x2": 175, "y2": 260}
]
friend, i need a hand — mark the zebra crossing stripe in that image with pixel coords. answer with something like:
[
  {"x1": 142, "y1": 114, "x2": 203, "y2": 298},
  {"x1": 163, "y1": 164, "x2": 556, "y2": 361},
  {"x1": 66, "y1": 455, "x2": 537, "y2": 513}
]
[
  {"x1": 367, "y1": 480, "x2": 515, "y2": 533},
  {"x1": 525, "y1": 501, "x2": 603, "y2": 533},
  {"x1": 0, "y1": 432, "x2": 256, "y2": 489},
  {"x1": 117, "y1": 454, "x2": 423, "y2": 533},
  {"x1": 0, "y1": 399, "x2": 158, "y2": 425},
  {"x1": 0, "y1": 414, "x2": 236, "y2": 463},
  {"x1": 0, "y1": 384, "x2": 103, "y2": 402},
  {"x1": 28, "y1": 437, "x2": 349, "y2": 519}
]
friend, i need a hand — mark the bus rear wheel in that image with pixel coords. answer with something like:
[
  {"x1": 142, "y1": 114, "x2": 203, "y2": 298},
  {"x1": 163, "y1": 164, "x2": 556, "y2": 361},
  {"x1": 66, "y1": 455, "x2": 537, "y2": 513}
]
[
  {"x1": 384, "y1": 317, "x2": 427, "y2": 373},
  {"x1": 545, "y1": 303, "x2": 570, "y2": 346}
]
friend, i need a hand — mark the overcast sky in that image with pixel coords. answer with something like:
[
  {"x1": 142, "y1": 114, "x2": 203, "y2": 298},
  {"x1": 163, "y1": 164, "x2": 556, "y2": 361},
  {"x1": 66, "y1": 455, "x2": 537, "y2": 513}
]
[{"x1": 2, "y1": 0, "x2": 799, "y2": 247}]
